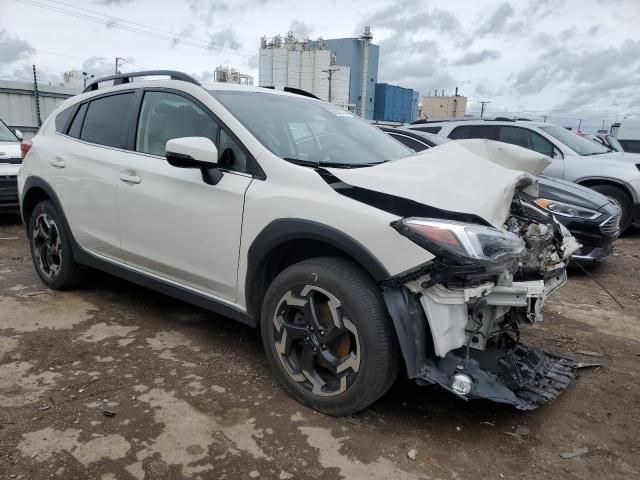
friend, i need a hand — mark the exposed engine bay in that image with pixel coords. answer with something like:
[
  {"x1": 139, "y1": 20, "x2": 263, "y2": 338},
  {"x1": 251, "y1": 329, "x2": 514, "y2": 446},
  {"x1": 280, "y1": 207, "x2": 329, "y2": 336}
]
[{"x1": 384, "y1": 192, "x2": 581, "y2": 410}]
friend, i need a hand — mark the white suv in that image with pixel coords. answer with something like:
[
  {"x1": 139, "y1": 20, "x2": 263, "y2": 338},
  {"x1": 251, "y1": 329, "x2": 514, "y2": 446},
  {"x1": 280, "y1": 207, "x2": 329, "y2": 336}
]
[
  {"x1": 0, "y1": 118, "x2": 23, "y2": 213},
  {"x1": 19, "y1": 71, "x2": 580, "y2": 414},
  {"x1": 408, "y1": 119, "x2": 640, "y2": 232}
]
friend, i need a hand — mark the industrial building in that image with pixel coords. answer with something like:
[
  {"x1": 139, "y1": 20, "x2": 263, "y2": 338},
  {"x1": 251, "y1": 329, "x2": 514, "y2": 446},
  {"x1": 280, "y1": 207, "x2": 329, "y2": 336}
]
[
  {"x1": 0, "y1": 79, "x2": 77, "y2": 140},
  {"x1": 373, "y1": 83, "x2": 419, "y2": 123},
  {"x1": 258, "y1": 27, "x2": 378, "y2": 119},
  {"x1": 214, "y1": 65, "x2": 253, "y2": 86},
  {"x1": 420, "y1": 91, "x2": 468, "y2": 119},
  {"x1": 258, "y1": 33, "x2": 351, "y2": 109}
]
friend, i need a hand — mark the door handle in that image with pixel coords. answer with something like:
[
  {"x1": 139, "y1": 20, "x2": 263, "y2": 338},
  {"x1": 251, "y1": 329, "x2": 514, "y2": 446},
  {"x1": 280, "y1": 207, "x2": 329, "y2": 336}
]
[
  {"x1": 119, "y1": 172, "x2": 141, "y2": 184},
  {"x1": 49, "y1": 158, "x2": 66, "y2": 168}
]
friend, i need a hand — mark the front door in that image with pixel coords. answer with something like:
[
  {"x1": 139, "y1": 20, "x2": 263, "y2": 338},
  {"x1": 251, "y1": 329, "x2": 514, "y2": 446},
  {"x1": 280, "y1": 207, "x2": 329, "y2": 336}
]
[{"x1": 117, "y1": 89, "x2": 253, "y2": 301}]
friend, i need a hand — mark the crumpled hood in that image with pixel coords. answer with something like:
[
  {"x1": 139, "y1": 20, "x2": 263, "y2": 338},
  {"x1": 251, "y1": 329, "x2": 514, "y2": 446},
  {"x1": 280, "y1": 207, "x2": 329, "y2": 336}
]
[{"x1": 327, "y1": 139, "x2": 551, "y2": 228}]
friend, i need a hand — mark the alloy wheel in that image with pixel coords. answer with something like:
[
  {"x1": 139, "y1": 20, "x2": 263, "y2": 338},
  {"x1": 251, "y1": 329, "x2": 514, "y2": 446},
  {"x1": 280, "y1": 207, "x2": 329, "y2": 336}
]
[
  {"x1": 272, "y1": 285, "x2": 361, "y2": 397},
  {"x1": 32, "y1": 213, "x2": 63, "y2": 280}
]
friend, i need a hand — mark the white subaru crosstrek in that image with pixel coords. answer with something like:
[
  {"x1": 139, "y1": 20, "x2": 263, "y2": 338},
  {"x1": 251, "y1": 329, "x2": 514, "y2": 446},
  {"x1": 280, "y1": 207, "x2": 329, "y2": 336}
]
[{"x1": 19, "y1": 71, "x2": 581, "y2": 414}]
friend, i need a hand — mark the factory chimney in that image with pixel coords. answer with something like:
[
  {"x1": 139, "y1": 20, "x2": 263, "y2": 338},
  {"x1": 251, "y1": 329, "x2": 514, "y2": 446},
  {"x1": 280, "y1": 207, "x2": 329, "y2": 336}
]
[{"x1": 359, "y1": 26, "x2": 373, "y2": 118}]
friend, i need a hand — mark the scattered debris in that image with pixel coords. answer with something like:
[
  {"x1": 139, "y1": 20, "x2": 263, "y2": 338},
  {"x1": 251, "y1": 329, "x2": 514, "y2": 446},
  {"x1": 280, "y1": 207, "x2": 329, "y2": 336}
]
[
  {"x1": 102, "y1": 410, "x2": 116, "y2": 417},
  {"x1": 37, "y1": 404, "x2": 50, "y2": 411},
  {"x1": 0, "y1": 237, "x2": 19, "y2": 240},
  {"x1": 480, "y1": 421, "x2": 495, "y2": 427},
  {"x1": 576, "y1": 350, "x2": 603, "y2": 358},
  {"x1": 576, "y1": 362, "x2": 601, "y2": 369},
  {"x1": 501, "y1": 432, "x2": 526, "y2": 442},
  {"x1": 407, "y1": 449, "x2": 417, "y2": 461},
  {"x1": 560, "y1": 447, "x2": 589, "y2": 459}
]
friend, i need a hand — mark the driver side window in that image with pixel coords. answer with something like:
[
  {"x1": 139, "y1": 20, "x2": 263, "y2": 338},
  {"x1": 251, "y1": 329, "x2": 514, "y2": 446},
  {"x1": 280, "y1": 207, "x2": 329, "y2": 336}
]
[{"x1": 498, "y1": 126, "x2": 555, "y2": 157}]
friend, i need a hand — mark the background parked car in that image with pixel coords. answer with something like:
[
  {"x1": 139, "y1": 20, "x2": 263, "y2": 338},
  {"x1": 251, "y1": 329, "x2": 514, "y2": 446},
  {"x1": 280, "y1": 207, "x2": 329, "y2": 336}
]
[
  {"x1": 380, "y1": 126, "x2": 621, "y2": 263},
  {"x1": 616, "y1": 118, "x2": 640, "y2": 154},
  {"x1": 407, "y1": 119, "x2": 640, "y2": 232},
  {"x1": 0, "y1": 118, "x2": 23, "y2": 214}
]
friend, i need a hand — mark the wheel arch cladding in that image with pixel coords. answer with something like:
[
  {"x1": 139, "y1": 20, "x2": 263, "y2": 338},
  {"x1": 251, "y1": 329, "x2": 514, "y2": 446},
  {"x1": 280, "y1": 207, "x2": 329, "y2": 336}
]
[
  {"x1": 245, "y1": 219, "x2": 390, "y2": 319},
  {"x1": 21, "y1": 177, "x2": 66, "y2": 226},
  {"x1": 578, "y1": 178, "x2": 635, "y2": 202}
]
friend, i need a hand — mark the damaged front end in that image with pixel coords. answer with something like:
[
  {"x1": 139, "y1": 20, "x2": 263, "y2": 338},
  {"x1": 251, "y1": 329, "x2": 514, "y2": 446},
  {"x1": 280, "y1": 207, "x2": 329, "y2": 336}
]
[{"x1": 385, "y1": 192, "x2": 581, "y2": 410}]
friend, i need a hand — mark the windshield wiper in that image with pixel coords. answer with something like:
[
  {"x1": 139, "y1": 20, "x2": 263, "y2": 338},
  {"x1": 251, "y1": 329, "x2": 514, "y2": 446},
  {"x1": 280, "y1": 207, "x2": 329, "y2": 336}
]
[{"x1": 282, "y1": 158, "x2": 386, "y2": 168}]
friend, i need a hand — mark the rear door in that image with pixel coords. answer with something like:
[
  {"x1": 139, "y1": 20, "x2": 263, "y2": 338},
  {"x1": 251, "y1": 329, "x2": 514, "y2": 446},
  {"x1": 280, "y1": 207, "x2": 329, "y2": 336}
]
[
  {"x1": 54, "y1": 91, "x2": 136, "y2": 261},
  {"x1": 116, "y1": 89, "x2": 253, "y2": 301},
  {"x1": 497, "y1": 126, "x2": 564, "y2": 178}
]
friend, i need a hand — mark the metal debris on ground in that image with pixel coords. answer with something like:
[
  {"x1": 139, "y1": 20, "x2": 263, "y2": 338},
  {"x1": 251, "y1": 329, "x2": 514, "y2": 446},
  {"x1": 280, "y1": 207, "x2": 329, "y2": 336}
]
[
  {"x1": 102, "y1": 409, "x2": 116, "y2": 417},
  {"x1": 576, "y1": 362, "x2": 601, "y2": 369},
  {"x1": 407, "y1": 449, "x2": 417, "y2": 460},
  {"x1": 559, "y1": 447, "x2": 589, "y2": 459},
  {"x1": 575, "y1": 350, "x2": 603, "y2": 357}
]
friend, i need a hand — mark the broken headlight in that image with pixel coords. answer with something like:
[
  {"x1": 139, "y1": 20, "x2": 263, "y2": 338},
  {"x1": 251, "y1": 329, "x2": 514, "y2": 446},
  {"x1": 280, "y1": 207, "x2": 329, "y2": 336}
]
[
  {"x1": 533, "y1": 198, "x2": 600, "y2": 220},
  {"x1": 394, "y1": 218, "x2": 526, "y2": 263}
]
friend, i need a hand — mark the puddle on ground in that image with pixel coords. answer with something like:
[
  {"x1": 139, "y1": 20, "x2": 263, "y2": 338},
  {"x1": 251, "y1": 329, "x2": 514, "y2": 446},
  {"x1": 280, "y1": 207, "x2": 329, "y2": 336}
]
[
  {"x1": 125, "y1": 388, "x2": 270, "y2": 479},
  {"x1": 0, "y1": 294, "x2": 97, "y2": 332},
  {"x1": 298, "y1": 426, "x2": 429, "y2": 480}
]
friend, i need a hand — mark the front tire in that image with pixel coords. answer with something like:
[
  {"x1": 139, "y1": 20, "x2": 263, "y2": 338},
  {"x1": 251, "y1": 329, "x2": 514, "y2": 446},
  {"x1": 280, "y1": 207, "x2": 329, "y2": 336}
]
[
  {"x1": 27, "y1": 200, "x2": 81, "y2": 290},
  {"x1": 590, "y1": 184, "x2": 633, "y2": 233},
  {"x1": 260, "y1": 257, "x2": 399, "y2": 416}
]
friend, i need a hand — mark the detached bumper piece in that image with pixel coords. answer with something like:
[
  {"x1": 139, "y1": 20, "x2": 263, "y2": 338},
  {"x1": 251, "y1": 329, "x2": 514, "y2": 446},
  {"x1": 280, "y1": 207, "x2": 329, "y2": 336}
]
[{"x1": 415, "y1": 343, "x2": 577, "y2": 411}]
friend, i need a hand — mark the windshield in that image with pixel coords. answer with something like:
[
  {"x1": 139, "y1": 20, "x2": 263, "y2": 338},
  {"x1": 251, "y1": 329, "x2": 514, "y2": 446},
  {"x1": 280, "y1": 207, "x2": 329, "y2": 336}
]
[
  {"x1": 539, "y1": 125, "x2": 610, "y2": 156},
  {"x1": 0, "y1": 120, "x2": 18, "y2": 142},
  {"x1": 210, "y1": 91, "x2": 413, "y2": 166}
]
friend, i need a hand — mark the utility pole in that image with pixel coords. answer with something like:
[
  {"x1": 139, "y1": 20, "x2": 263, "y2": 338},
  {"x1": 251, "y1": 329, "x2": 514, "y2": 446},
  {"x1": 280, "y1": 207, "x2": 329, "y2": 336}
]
[
  {"x1": 32, "y1": 64, "x2": 42, "y2": 127},
  {"x1": 479, "y1": 101, "x2": 491, "y2": 118},
  {"x1": 578, "y1": 119, "x2": 582, "y2": 130},
  {"x1": 543, "y1": 115, "x2": 547, "y2": 122},
  {"x1": 322, "y1": 67, "x2": 339, "y2": 103},
  {"x1": 115, "y1": 57, "x2": 126, "y2": 75}
]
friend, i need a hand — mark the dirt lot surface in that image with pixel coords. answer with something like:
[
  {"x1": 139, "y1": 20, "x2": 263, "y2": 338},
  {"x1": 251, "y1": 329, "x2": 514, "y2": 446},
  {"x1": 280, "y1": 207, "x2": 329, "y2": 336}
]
[{"x1": 1, "y1": 215, "x2": 639, "y2": 480}]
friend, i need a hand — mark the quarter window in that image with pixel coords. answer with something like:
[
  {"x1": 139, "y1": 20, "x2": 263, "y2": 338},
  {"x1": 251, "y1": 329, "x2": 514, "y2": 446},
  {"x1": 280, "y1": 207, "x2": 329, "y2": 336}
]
[
  {"x1": 80, "y1": 93, "x2": 134, "y2": 148},
  {"x1": 67, "y1": 103, "x2": 88, "y2": 139},
  {"x1": 54, "y1": 107, "x2": 73, "y2": 133}
]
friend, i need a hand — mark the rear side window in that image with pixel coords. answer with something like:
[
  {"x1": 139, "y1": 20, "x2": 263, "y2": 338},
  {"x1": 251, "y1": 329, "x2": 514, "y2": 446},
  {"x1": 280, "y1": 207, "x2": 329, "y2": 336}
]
[
  {"x1": 498, "y1": 126, "x2": 554, "y2": 157},
  {"x1": 449, "y1": 125, "x2": 497, "y2": 140},
  {"x1": 390, "y1": 134, "x2": 429, "y2": 152},
  {"x1": 80, "y1": 93, "x2": 134, "y2": 148},
  {"x1": 414, "y1": 126, "x2": 442, "y2": 134},
  {"x1": 54, "y1": 107, "x2": 73, "y2": 133},
  {"x1": 67, "y1": 103, "x2": 88, "y2": 138},
  {"x1": 619, "y1": 140, "x2": 640, "y2": 154}
]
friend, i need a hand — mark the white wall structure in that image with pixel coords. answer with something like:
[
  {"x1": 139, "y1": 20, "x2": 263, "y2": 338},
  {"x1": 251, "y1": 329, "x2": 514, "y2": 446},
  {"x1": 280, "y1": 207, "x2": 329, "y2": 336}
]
[{"x1": 258, "y1": 33, "x2": 350, "y2": 108}]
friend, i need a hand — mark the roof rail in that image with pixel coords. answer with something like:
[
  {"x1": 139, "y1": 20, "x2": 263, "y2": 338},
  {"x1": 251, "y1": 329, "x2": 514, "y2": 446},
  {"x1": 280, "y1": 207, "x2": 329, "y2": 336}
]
[
  {"x1": 259, "y1": 85, "x2": 320, "y2": 100},
  {"x1": 493, "y1": 116, "x2": 516, "y2": 122},
  {"x1": 83, "y1": 70, "x2": 201, "y2": 93}
]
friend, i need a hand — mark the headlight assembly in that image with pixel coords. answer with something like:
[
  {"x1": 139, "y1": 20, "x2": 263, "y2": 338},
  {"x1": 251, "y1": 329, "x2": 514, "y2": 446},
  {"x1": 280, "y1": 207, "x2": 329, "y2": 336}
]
[
  {"x1": 392, "y1": 217, "x2": 526, "y2": 263},
  {"x1": 533, "y1": 198, "x2": 600, "y2": 220}
]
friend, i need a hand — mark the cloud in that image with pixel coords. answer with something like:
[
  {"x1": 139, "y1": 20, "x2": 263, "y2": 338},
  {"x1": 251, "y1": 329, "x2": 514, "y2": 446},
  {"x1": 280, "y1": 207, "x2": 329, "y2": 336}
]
[
  {"x1": 208, "y1": 28, "x2": 241, "y2": 50},
  {"x1": 453, "y1": 49, "x2": 501, "y2": 66},
  {"x1": 360, "y1": 1, "x2": 461, "y2": 35},
  {"x1": 475, "y1": 3, "x2": 516, "y2": 36},
  {"x1": 0, "y1": 30, "x2": 34, "y2": 65},
  {"x1": 82, "y1": 56, "x2": 120, "y2": 78},
  {"x1": 288, "y1": 19, "x2": 312, "y2": 39},
  {"x1": 188, "y1": 0, "x2": 229, "y2": 25},
  {"x1": 94, "y1": 0, "x2": 134, "y2": 5}
]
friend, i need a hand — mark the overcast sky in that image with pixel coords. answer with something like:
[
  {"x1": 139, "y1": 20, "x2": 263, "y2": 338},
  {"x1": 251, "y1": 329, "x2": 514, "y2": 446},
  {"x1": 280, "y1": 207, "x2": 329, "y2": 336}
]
[{"x1": 1, "y1": 0, "x2": 639, "y2": 130}]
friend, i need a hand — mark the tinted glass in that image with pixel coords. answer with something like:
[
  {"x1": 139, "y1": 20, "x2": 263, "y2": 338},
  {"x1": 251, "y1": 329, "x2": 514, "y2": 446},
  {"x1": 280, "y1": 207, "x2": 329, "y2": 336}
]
[
  {"x1": 210, "y1": 91, "x2": 412, "y2": 166},
  {"x1": 539, "y1": 125, "x2": 609, "y2": 156},
  {"x1": 54, "y1": 107, "x2": 73, "y2": 133},
  {"x1": 498, "y1": 126, "x2": 554, "y2": 157},
  {"x1": 414, "y1": 126, "x2": 442, "y2": 134},
  {"x1": 390, "y1": 134, "x2": 430, "y2": 152},
  {"x1": 619, "y1": 140, "x2": 640, "y2": 153},
  {"x1": 136, "y1": 91, "x2": 218, "y2": 157},
  {"x1": 449, "y1": 125, "x2": 497, "y2": 140},
  {"x1": 81, "y1": 93, "x2": 134, "y2": 148},
  {"x1": 67, "y1": 103, "x2": 88, "y2": 139}
]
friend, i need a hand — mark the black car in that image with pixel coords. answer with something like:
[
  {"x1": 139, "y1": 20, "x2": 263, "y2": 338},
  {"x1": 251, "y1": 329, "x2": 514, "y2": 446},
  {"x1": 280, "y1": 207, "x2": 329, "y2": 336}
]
[{"x1": 379, "y1": 126, "x2": 621, "y2": 263}]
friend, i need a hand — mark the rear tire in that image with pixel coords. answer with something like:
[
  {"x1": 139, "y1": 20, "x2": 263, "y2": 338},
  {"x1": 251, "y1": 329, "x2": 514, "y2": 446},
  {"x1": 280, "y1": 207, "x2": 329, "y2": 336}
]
[
  {"x1": 260, "y1": 257, "x2": 399, "y2": 416},
  {"x1": 590, "y1": 184, "x2": 632, "y2": 233},
  {"x1": 27, "y1": 200, "x2": 81, "y2": 290}
]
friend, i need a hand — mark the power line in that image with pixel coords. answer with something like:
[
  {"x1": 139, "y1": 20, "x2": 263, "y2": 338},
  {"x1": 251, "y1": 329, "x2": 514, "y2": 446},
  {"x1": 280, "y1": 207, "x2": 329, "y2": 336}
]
[{"x1": 12, "y1": 0, "x2": 255, "y2": 58}]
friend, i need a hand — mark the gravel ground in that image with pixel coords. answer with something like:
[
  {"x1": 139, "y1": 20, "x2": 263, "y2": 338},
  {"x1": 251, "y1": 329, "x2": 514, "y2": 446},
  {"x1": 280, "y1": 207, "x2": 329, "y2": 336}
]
[{"x1": 1, "y1": 214, "x2": 639, "y2": 480}]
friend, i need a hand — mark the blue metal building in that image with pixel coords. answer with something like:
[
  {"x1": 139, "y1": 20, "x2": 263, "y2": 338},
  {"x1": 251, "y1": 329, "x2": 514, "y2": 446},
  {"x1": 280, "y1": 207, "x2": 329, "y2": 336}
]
[
  {"x1": 322, "y1": 38, "x2": 379, "y2": 120},
  {"x1": 373, "y1": 83, "x2": 419, "y2": 123}
]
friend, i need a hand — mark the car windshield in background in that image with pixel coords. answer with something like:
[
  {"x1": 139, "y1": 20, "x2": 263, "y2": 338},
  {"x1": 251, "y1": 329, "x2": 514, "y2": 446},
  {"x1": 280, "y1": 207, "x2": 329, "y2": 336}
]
[
  {"x1": 0, "y1": 120, "x2": 18, "y2": 142},
  {"x1": 539, "y1": 125, "x2": 610, "y2": 156},
  {"x1": 210, "y1": 91, "x2": 413, "y2": 167}
]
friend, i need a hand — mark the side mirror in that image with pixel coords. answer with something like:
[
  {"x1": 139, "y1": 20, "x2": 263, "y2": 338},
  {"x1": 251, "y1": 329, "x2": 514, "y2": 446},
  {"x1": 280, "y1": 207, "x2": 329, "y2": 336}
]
[
  {"x1": 166, "y1": 137, "x2": 223, "y2": 185},
  {"x1": 552, "y1": 147, "x2": 563, "y2": 160},
  {"x1": 13, "y1": 129, "x2": 23, "y2": 141}
]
